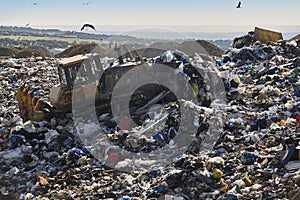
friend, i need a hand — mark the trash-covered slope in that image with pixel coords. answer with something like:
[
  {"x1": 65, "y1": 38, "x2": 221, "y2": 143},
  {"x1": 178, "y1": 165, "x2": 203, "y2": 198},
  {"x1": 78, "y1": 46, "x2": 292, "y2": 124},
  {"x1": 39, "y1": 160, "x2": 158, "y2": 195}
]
[{"x1": 0, "y1": 33, "x2": 300, "y2": 199}]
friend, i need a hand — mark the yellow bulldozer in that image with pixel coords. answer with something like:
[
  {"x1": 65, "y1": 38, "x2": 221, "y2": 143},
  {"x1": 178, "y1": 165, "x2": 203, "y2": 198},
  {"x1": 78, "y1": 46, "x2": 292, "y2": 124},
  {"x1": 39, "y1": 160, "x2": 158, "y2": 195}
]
[
  {"x1": 17, "y1": 53, "x2": 104, "y2": 121},
  {"x1": 16, "y1": 47, "x2": 182, "y2": 122}
]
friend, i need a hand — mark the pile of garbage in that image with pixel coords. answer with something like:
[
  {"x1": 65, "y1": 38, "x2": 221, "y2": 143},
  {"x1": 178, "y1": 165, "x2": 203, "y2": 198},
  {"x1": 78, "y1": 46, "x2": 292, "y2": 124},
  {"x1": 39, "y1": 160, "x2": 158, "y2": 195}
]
[
  {"x1": 213, "y1": 33, "x2": 300, "y2": 199},
  {"x1": 1, "y1": 33, "x2": 300, "y2": 200}
]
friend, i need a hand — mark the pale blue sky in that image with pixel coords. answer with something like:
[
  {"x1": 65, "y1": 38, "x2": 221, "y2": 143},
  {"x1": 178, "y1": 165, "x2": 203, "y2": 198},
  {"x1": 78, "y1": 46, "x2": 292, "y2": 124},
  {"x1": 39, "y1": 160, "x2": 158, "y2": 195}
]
[{"x1": 0, "y1": 0, "x2": 299, "y2": 32}]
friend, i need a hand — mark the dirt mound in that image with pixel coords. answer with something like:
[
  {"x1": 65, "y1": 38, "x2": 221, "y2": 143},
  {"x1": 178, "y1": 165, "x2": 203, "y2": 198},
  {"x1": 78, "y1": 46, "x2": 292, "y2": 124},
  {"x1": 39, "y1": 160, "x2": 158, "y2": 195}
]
[
  {"x1": 138, "y1": 48, "x2": 166, "y2": 58},
  {"x1": 178, "y1": 40, "x2": 224, "y2": 57},
  {"x1": 141, "y1": 40, "x2": 223, "y2": 58},
  {"x1": 137, "y1": 42, "x2": 180, "y2": 58},
  {"x1": 149, "y1": 41, "x2": 180, "y2": 51},
  {"x1": 57, "y1": 43, "x2": 110, "y2": 58},
  {"x1": 291, "y1": 34, "x2": 300, "y2": 41},
  {"x1": 0, "y1": 46, "x2": 53, "y2": 58},
  {"x1": 0, "y1": 47, "x2": 19, "y2": 57},
  {"x1": 107, "y1": 43, "x2": 147, "y2": 58},
  {"x1": 16, "y1": 46, "x2": 53, "y2": 58}
]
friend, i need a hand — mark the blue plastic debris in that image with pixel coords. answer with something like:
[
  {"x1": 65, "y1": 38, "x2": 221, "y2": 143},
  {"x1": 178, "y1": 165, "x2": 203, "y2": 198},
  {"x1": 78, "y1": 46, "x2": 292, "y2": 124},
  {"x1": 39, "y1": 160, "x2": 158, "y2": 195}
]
[
  {"x1": 33, "y1": 90, "x2": 41, "y2": 96},
  {"x1": 67, "y1": 147, "x2": 88, "y2": 156},
  {"x1": 240, "y1": 151, "x2": 259, "y2": 164},
  {"x1": 9, "y1": 135, "x2": 24, "y2": 149},
  {"x1": 153, "y1": 132, "x2": 164, "y2": 141},
  {"x1": 50, "y1": 162, "x2": 58, "y2": 168},
  {"x1": 214, "y1": 57, "x2": 223, "y2": 66},
  {"x1": 146, "y1": 184, "x2": 165, "y2": 195},
  {"x1": 280, "y1": 144, "x2": 296, "y2": 167}
]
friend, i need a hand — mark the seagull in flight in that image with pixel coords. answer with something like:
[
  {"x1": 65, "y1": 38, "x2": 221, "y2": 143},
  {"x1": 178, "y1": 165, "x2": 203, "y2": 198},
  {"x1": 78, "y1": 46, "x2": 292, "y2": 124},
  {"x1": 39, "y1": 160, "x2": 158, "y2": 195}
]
[
  {"x1": 236, "y1": 1, "x2": 242, "y2": 8},
  {"x1": 31, "y1": 2, "x2": 38, "y2": 5},
  {"x1": 25, "y1": 23, "x2": 30, "y2": 26},
  {"x1": 82, "y1": 1, "x2": 92, "y2": 6},
  {"x1": 80, "y1": 23, "x2": 96, "y2": 31}
]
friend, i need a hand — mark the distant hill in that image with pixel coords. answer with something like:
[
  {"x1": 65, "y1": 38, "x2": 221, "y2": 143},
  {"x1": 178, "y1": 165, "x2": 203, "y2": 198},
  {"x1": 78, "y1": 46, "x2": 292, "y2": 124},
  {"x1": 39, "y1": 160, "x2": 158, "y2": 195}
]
[
  {"x1": 0, "y1": 26, "x2": 140, "y2": 43},
  {"x1": 0, "y1": 26, "x2": 233, "y2": 58},
  {"x1": 0, "y1": 26, "x2": 225, "y2": 59},
  {"x1": 0, "y1": 26, "x2": 108, "y2": 41}
]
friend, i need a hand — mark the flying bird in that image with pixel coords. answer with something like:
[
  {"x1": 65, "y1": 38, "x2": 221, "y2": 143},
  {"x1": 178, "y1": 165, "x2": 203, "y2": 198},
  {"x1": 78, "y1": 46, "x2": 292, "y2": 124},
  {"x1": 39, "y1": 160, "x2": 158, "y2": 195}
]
[
  {"x1": 236, "y1": 1, "x2": 241, "y2": 8},
  {"x1": 82, "y1": 1, "x2": 92, "y2": 6},
  {"x1": 80, "y1": 24, "x2": 96, "y2": 31},
  {"x1": 31, "y1": 2, "x2": 38, "y2": 5},
  {"x1": 25, "y1": 23, "x2": 30, "y2": 26}
]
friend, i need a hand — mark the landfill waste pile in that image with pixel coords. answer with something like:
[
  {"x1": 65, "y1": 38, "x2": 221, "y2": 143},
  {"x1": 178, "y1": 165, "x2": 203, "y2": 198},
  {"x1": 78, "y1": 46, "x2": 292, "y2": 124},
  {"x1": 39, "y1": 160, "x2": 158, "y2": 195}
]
[{"x1": 0, "y1": 32, "x2": 300, "y2": 200}]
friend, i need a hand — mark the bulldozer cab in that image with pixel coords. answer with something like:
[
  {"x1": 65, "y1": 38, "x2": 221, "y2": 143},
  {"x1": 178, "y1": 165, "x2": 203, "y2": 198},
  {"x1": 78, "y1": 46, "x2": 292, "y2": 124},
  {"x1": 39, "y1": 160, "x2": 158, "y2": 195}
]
[
  {"x1": 17, "y1": 53, "x2": 104, "y2": 121},
  {"x1": 57, "y1": 53, "x2": 102, "y2": 87},
  {"x1": 49, "y1": 53, "x2": 103, "y2": 112}
]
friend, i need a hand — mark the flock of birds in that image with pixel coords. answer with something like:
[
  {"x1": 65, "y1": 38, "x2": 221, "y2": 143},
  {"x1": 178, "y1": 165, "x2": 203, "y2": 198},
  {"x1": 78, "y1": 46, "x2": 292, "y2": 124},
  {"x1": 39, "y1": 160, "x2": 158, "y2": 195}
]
[
  {"x1": 31, "y1": 1, "x2": 92, "y2": 6},
  {"x1": 26, "y1": 1, "x2": 242, "y2": 32},
  {"x1": 27, "y1": 1, "x2": 97, "y2": 32}
]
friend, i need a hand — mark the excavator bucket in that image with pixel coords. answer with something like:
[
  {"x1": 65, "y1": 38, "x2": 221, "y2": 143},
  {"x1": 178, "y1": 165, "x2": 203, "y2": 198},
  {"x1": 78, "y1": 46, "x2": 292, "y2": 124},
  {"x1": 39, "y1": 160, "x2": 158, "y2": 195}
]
[{"x1": 17, "y1": 85, "x2": 46, "y2": 121}]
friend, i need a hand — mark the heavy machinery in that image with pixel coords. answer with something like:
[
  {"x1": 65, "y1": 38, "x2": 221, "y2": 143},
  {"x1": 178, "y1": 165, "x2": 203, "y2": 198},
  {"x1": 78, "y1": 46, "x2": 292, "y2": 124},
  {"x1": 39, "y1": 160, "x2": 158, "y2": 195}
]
[
  {"x1": 17, "y1": 47, "x2": 182, "y2": 122},
  {"x1": 233, "y1": 27, "x2": 283, "y2": 48},
  {"x1": 18, "y1": 53, "x2": 105, "y2": 121},
  {"x1": 253, "y1": 27, "x2": 283, "y2": 44}
]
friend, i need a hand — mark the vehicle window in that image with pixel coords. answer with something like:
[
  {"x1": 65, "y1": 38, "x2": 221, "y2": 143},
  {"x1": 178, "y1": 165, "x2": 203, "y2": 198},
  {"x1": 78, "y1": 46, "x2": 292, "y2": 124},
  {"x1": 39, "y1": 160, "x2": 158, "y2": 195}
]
[
  {"x1": 58, "y1": 67, "x2": 67, "y2": 86},
  {"x1": 74, "y1": 64, "x2": 90, "y2": 83},
  {"x1": 70, "y1": 66, "x2": 78, "y2": 84}
]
